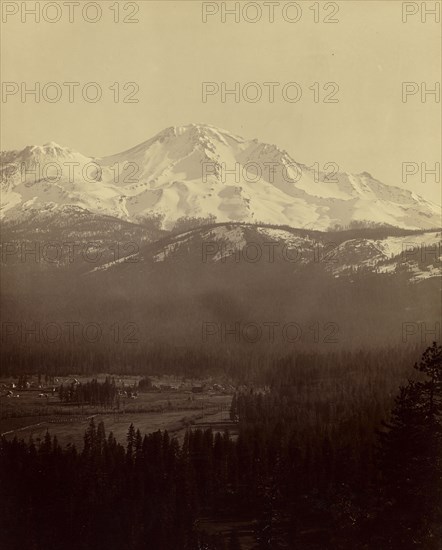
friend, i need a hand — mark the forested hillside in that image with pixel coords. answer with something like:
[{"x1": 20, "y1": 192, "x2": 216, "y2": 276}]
[{"x1": 1, "y1": 344, "x2": 440, "y2": 549}]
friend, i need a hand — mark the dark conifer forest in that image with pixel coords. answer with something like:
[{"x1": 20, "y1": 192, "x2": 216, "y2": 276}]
[{"x1": 1, "y1": 344, "x2": 440, "y2": 550}]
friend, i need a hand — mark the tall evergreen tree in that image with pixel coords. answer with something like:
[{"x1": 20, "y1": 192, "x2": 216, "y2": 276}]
[{"x1": 378, "y1": 343, "x2": 442, "y2": 548}]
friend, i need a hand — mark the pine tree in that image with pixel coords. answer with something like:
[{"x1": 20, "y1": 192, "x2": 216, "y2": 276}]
[
  {"x1": 127, "y1": 423, "x2": 136, "y2": 463},
  {"x1": 414, "y1": 341, "x2": 442, "y2": 418},
  {"x1": 40, "y1": 430, "x2": 52, "y2": 455},
  {"x1": 97, "y1": 421, "x2": 106, "y2": 455},
  {"x1": 378, "y1": 343, "x2": 442, "y2": 548},
  {"x1": 83, "y1": 418, "x2": 97, "y2": 458},
  {"x1": 134, "y1": 429, "x2": 143, "y2": 464}
]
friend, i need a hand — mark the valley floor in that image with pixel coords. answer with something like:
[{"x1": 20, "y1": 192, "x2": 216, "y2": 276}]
[{"x1": 0, "y1": 373, "x2": 233, "y2": 447}]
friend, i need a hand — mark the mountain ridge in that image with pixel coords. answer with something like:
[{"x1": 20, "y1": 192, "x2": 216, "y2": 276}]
[{"x1": 1, "y1": 123, "x2": 440, "y2": 231}]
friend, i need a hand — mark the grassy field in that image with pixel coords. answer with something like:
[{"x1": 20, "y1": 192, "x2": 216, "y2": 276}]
[{"x1": 0, "y1": 373, "x2": 234, "y2": 447}]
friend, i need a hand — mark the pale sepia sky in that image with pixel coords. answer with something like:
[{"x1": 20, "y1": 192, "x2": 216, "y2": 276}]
[{"x1": 1, "y1": 0, "x2": 441, "y2": 203}]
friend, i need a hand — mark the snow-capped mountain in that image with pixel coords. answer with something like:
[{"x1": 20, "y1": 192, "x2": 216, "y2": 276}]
[{"x1": 1, "y1": 124, "x2": 440, "y2": 230}]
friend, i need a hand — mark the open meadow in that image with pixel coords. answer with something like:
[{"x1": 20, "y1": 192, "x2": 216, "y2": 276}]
[{"x1": 0, "y1": 373, "x2": 234, "y2": 448}]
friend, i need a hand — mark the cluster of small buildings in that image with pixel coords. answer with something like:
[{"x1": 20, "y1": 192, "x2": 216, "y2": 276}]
[
  {"x1": 0, "y1": 380, "x2": 57, "y2": 399},
  {"x1": 118, "y1": 389, "x2": 138, "y2": 399},
  {"x1": 6, "y1": 390, "x2": 20, "y2": 398}
]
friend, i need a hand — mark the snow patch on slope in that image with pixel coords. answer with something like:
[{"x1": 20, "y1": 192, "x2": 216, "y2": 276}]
[{"x1": 2, "y1": 124, "x2": 441, "y2": 231}]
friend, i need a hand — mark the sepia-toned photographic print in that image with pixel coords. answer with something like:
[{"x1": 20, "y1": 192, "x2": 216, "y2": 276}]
[{"x1": 1, "y1": 1, "x2": 441, "y2": 548}]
